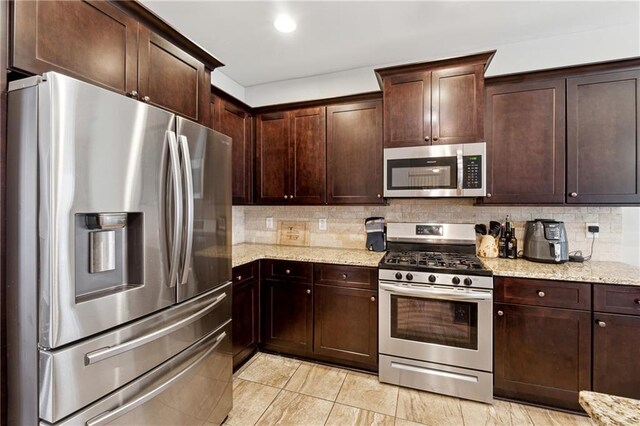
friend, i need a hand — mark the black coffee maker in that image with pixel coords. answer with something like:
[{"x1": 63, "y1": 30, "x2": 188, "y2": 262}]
[{"x1": 365, "y1": 217, "x2": 386, "y2": 252}]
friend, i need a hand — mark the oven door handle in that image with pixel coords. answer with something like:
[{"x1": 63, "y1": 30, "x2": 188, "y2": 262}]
[{"x1": 380, "y1": 283, "x2": 492, "y2": 301}]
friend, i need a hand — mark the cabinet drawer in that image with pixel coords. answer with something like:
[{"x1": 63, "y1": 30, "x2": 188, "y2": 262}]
[
  {"x1": 233, "y1": 261, "x2": 258, "y2": 285},
  {"x1": 261, "y1": 260, "x2": 313, "y2": 283},
  {"x1": 314, "y1": 264, "x2": 377, "y2": 290},
  {"x1": 594, "y1": 285, "x2": 640, "y2": 315},
  {"x1": 495, "y1": 277, "x2": 590, "y2": 310}
]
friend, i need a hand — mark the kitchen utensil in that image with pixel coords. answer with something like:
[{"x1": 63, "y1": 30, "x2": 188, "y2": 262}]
[
  {"x1": 489, "y1": 221, "x2": 501, "y2": 238},
  {"x1": 474, "y1": 224, "x2": 487, "y2": 235}
]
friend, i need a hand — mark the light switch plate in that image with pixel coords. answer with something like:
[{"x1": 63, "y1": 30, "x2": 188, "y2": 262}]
[
  {"x1": 319, "y1": 218, "x2": 327, "y2": 231},
  {"x1": 266, "y1": 217, "x2": 274, "y2": 229}
]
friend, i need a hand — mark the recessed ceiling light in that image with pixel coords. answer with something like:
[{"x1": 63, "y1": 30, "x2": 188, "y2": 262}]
[{"x1": 274, "y1": 14, "x2": 296, "y2": 33}]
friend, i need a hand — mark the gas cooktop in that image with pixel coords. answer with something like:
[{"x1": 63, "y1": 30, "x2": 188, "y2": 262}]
[{"x1": 380, "y1": 250, "x2": 492, "y2": 276}]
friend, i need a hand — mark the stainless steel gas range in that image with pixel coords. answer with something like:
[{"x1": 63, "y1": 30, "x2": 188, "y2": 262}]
[{"x1": 378, "y1": 223, "x2": 494, "y2": 404}]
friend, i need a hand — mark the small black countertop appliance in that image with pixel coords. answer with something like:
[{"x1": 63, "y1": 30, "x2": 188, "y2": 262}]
[{"x1": 523, "y1": 219, "x2": 569, "y2": 263}]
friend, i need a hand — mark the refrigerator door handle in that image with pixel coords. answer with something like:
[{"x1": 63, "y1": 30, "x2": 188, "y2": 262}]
[
  {"x1": 83, "y1": 292, "x2": 227, "y2": 365},
  {"x1": 85, "y1": 329, "x2": 227, "y2": 426},
  {"x1": 178, "y1": 135, "x2": 194, "y2": 285},
  {"x1": 167, "y1": 131, "x2": 183, "y2": 288}
]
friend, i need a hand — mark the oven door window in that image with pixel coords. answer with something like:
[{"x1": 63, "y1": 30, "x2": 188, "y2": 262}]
[
  {"x1": 387, "y1": 157, "x2": 457, "y2": 190},
  {"x1": 390, "y1": 295, "x2": 478, "y2": 350}
]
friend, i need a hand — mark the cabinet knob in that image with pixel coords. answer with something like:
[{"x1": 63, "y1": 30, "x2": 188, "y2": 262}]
[
  {"x1": 142, "y1": 95, "x2": 150, "y2": 102},
  {"x1": 284, "y1": 195, "x2": 288, "y2": 199},
  {"x1": 290, "y1": 194, "x2": 293, "y2": 199},
  {"x1": 342, "y1": 273, "x2": 348, "y2": 279},
  {"x1": 377, "y1": 194, "x2": 381, "y2": 198},
  {"x1": 486, "y1": 193, "x2": 492, "y2": 198},
  {"x1": 537, "y1": 291, "x2": 545, "y2": 298},
  {"x1": 285, "y1": 269, "x2": 291, "y2": 275},
  {"x1": 570, "y1": 192, "x2": 578, "y2": 197},
  {"x1": 126, "y1": 90, "x2": 139, "y2": 99},
  {"x1": 497, "y1": 310, "x2": 504, "y2": 316},
  {"x1": 424, "y1": 136, "x2": 430, "y2": 142},
  {"x1": 596, "y1": 320, "x2": 606, "y2": 328},
  {"x1": 236, "y1": 275, "x2": 242, "y2": 281},
  {"x1": 433, "y1": 136, "x2": 439, "y2": 141},
  {"x1": 635, "y1": 299, "x2": 640, "y2": 305},
  {"x1": 370, "y1": 296, "x2": 376, "y2": 302},
  {"x1": 306, "y1": 289, "x2": 311, "y2": 294}
]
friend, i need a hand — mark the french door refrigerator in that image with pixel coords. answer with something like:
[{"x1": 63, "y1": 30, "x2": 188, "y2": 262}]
[{"x1": 7, "y1": 72, "x2": 232, "y2": 425}]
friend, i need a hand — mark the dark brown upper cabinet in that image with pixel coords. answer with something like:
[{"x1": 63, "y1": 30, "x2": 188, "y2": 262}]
[
  {"x1": 327, "y1": 100, "x2": 384, "y2": 204},
  {"x1": 484, "y1": 78, "x2": 566, "y2": 204},
  {"x1": 376, "y1": 52, "x2": 494, "y2": 148},
  {"x1": 255, "y1": 108, "x2": 326, "y2": 205},
  {"x1": 12, "y1": 0, "x2": 215, "y2": 126},
  {"x1": 567, "y1": 69, "x2": 640, "y2": 204},
  {"x1": 211, "y1": 93, "x2": 253, "y2": 205}
]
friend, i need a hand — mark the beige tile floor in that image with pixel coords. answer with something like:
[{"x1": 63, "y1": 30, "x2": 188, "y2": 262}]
[{"x1": 225, "y1": 352, "x2": 594, "y2": 426}]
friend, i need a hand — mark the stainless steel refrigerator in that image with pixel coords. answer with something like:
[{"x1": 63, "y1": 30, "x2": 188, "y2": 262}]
[{"x1": 7, "y1": 72, "x2": 233, "y2": 425}]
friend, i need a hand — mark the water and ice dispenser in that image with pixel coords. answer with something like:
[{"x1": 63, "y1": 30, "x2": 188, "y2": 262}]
[{"x1": 75, "y1": 213, "x2": 143, "y2": 302}]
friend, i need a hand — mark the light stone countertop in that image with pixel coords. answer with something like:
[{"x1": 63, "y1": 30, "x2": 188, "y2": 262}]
[
  {"x1": 579, "y1": 391, "x2": 640, "y2": 426},
  {"x1": 232, "y1": 243, "x2": 385, "y2": 268},
  {"x1": 479, "y1": 258, "x2": 640, "y2": 286}
]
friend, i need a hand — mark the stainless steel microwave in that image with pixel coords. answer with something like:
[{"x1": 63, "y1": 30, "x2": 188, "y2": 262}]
[{"x1": 383, "y1": 142, "x2": 486, "y2": 197}]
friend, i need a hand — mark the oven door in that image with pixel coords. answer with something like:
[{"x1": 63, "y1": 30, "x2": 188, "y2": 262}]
[{"x1": 379, "y1": 281, "x2": 492, "y2": 372}]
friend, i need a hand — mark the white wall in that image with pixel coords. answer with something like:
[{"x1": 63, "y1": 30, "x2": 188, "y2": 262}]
[
  {"x1": 211, "y1": 69, "x2": 246, "y2": 103},
  {"x1": 622, "y1": 207, "x2": 640, "y2": 267},
  {"x1": 244, "y1": 23, "x2": 640, "y2": 107}
]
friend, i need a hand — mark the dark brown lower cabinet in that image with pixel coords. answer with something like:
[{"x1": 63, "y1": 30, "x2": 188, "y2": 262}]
[
  {"x1": 231, "y1": 262, "x2": 259, "y2": 369},
  {"x1": 261, "y1": 278, "x2": 313, "y2": 357},
  {"x1": 314, "y1": 284, "x2": 378, "y2": 371},
  {"x1": 494, "y1": 303, "x2": 591, "y2": 411}
]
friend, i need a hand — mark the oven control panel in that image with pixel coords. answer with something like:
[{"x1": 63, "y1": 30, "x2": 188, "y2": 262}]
[
  {"x1": 379, "y1": 269, "x2": 493, "y2": 290},
  {"x1": 415, "y1": 225, "x2": 443, "y2": 236}
]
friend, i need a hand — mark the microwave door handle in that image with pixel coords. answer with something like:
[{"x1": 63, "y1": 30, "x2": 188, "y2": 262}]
[
  {"x1": 456, "y1": 148, "x2": 463, "y2": 196},
  {"x1": 85, "y1": 330, "x2": 226, "y2": 426},
  {"x1": 178, "y1": 135, "x2": 194, "y2": 285},
  {"x1": 167, "y1": 131, "x2": 182, "y2": 288},
  {"x1": 379, "y1": 283, "x2": 492, "y2": 301}
]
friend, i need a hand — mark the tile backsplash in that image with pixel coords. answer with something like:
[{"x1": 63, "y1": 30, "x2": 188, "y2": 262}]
[{"x1": 234, "y1": 200, "x2": 639, "y2": 263}]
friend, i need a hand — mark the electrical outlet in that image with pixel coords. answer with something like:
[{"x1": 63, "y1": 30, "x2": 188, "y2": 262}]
[
  {"x1": 266, "y1": 217, "x2": 274, "y2": 229},
  {"x1": 586, "y1": 222, "x2": 599, "y2": 239},
  {"x1": 318, "y1": 218, "x2": 327, "y2": 231}
]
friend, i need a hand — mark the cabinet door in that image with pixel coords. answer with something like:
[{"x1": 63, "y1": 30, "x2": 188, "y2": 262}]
[
  {"x1": 494, "y1": 303, "x2": 591, "y2": 411},
  {"x1": 138, "y1": 27, "x2": 208, "y2": 124},
  {"x1": 255, "y1": 112, "x2": 290, "y2": 204},
  {"x1": 232, "y1": 274, "x2": 259, "y2": 369},
  {"x1": 593, "y1": 313, "x2": 640, "y2": 399},
  {"x1": 314, "y1": 285, "x2": 378, "y2": 370},
  {"x1": 262, "y1": 279, "x2": 313, "y2": 356},
  {"x1": 383, "y1": 71, "x2": 431, "y2": 147},
  {"x1": 12, "y1": 0, "x2": 138, "y2": 95},
  {"x1": 567, "y1": 70, "x2": 640, "y2": 204},
  {"x1": 327, "y1": 101, "x2": 384, "y2": 204},
  {"x1": 212, "y1": 96, "x2": 253, "y2": 204},
  {"x1": 484, "y1": 79, "x2": 566, "y2": 204},
  {"x1": 289, "y1": 107, "x2": 326, "y2": 204},
  {"x1": 431, "y1": 64, "x2": 484, "y2": 145}
]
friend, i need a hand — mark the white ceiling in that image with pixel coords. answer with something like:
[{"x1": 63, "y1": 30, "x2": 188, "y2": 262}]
[{"x1": 141, "y1": 1, "x2": 639, "y2": 88}]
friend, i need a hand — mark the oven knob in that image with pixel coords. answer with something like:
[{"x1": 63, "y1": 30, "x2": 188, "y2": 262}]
[
  {"x1": 395, "y1": 272, "x2": 403, "y2": 280},
  {"x1": 452, "y1": 276, "x2": 460, "y2": 285},
  {"x1": 464, "y1": 278, "x2": 473, "y2": 286},
  {"x1": 406, "y1": 273, "x2": 413, "y2": 281},
  {"x1": 428, "y1": 274, "x2": 436, "y2": 283}
]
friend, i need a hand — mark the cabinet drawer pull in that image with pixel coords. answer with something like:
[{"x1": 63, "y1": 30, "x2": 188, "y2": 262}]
[
  {"x1": 537, "y1": 291, "x2": 545, "y2": 298},
  {"x1": 236, "y1": 275, "x2": 242, "y2": 281},
  {"x1": 370, "y1": 296, "x2": 376, "y2": 302},
  {"x1": 497, "y1": 310, "x2": 504, "y2": 316},
  {"x1": 126, "y1": 90, "x2": 139, "y2": 99},
  {"x1": 377, "y1": 194, "x2": 381, "y2": 198},
  {"x1": 433, "y1": 136, "x2": 439, "y2": 141},
  {"x1": 285, "y1": 269, "x2": 291, "y2": 275},
  {"x1": 290, "y1": 195, "x2": 294, "y2": 199},
  {"x1": 306, "y1": 289, "x2": 311, "y2": 295},
  {"x1": 284, "y1": 195, "x2": 288, "y2": 199},
  {"x1": 424, "y1": 136, "x2": 430, "y2": 142},
  {"x1": 342, "y1": 273, "x2": 348, "y2": 279},
  {"x1": 570, "y1": 192, "x2": 578, "y2": 197},
  {"x1": 142, "y1": 95, "x2": 150, "y2": 103},
  {"x1": 486, "y1": 193, "x2": 492, "y2": 198},
  {"x1": 596, "y1": 320, "x2": 606, "y2": 328}
]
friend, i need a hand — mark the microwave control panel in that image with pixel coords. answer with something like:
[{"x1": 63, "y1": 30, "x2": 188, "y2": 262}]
[{"x1": 463, "y1": 155, "x2": 482, "y2": 189}]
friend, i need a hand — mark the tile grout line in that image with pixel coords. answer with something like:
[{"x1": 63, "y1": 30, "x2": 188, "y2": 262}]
[{"x1": 252, "y1": 388, "x2": 285, "y2": 426}]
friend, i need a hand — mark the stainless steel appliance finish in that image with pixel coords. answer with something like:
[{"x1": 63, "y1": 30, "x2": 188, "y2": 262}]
[
  {"x1": 7, "y1": 73, "x2": 232, "y2": 425},
  {"x1": 523, "y1": 219, "x2": 569, "y2": 264},
  {"x1": 383, "y1": 143, "x2": 486, "y2": 198},
  {"x1": 378, "y1": 222, "x2": 493, "y2": 403}
]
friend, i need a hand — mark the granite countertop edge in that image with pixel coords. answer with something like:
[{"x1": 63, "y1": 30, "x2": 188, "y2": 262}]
[{"x1": 579, "y1": 391, "x2": 640, "y2": 426}]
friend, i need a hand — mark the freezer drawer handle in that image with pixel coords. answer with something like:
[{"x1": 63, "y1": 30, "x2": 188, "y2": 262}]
[
  {"x1": 85, "y1": 330, "x2": 227, "y2": 426},
  {"x1": 84, "y1": 292, "x2": 227, "y2": 365},
  {"x1": 178, "y1": 135, "x2": 194, "y2": 285}
]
